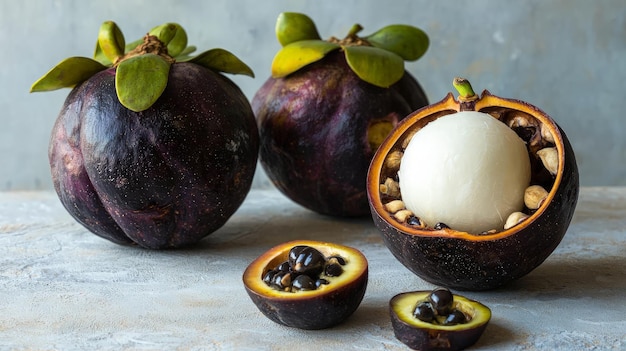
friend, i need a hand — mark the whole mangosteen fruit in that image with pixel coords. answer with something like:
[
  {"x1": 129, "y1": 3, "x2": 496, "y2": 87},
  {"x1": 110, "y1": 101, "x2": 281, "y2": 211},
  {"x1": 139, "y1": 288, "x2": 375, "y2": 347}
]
[
  {"x1": 31, "y1": 22, "x2": 259, "y2": 249},
  {"x1": 367, "y1": 78, "x2": 579, "y2": 290},
  {"x1": 252, "y1": 13, "x2": 430, "y2": 217}
]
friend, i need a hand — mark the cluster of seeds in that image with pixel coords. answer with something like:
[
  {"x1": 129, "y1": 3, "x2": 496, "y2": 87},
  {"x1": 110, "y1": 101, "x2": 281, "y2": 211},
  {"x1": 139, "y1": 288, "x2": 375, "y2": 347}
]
[
  {"x1": 383, "y1": 199, "x2": 451, "y2": 231},
  {"x1": 379, "y1": 113, "x2": 559, "y2": 234},
  {"x1": 503, "y1": 149, "x2": 556, "y2": 230},
  {"x1": 413, "y1": 287, "x2": 469, "y2": 326},
  {"x1": 503, "y1": 117, "x2": 558, "y2": 230},
  {"x1": 263, "y1": 245, "x2": 346, "y2": 292}
]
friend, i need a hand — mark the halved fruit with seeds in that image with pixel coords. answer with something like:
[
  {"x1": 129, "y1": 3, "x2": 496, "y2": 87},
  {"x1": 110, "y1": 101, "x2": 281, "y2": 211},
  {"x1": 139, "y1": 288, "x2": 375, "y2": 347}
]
[{"x1": 243, "y1": 240, "x2": 368, "y2": 329}]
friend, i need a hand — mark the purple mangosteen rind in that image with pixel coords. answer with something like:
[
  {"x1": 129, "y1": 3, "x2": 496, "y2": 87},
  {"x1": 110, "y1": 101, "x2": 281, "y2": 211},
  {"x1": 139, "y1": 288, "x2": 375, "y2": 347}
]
[{"x1": 253, "y1": 51, "x2": 428, "y2": 216}]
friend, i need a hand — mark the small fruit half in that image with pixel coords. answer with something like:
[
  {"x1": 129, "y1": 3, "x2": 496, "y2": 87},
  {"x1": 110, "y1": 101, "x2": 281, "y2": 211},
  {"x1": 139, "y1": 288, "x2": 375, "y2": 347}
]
[
  {"x1": 390, "y1": 290, "x2": 491, "y2": 351},
  {"x1": 242, "y1": 240, "x2": 368, "y2": 329}
]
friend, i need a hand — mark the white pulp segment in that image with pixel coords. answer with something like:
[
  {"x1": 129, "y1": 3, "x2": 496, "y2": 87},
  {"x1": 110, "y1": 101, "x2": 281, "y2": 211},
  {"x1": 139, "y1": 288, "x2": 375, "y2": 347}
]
[{"x1": 398, "y1": 111, "x2": 531, "y2": 234}]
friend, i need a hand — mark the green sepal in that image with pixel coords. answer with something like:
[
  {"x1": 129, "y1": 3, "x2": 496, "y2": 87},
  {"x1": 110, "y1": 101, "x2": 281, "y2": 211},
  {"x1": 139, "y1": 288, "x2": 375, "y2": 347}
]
[
  {"x1": 364, "y1": 24, "x2": 429, "y2": 61},
  {"x1": 344, "y1": 46, "x2": 404, "y2": 88},
  {"x1": 276, "y1": 12, "x2": 321, "y2": 46},
  {"x1": 150, "y1": 23, "x2": 177, "y2": 45},
  {"x1": 271, "y1": 40, "x2": 340, "y2": 78},
  {"x1": 115, "y1": 54, "x2": 171, "y2": 112},
  {"x1": 149, "y1": 23, "x2": 188, "y2": 57},
  {"x1": 173, "y1": 45, "x2": 197, "y2": 61},
  {"x1": 186, "y1": 48, "x2": 254, "y2": 77},
  {"x1": 95, "y1": 37, "x2": 143, "y2": 64},
  {"x1": 30, "y1": 57, "x2": 107, "y2": 92},
  {"x1": 107, "y1": 23, "x2": 189, "y2": 62},
  {"x1": 97, "y1": 21, "x2": 126, "y2": 64},
  {"x1": 94, "y1": 43, "x2": 113, "y2": 66}
]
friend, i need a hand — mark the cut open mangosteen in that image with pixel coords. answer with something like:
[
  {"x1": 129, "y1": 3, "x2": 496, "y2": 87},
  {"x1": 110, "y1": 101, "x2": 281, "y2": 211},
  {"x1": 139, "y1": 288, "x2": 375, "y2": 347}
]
[
  {"x1": 243, "y1": 240, "x2": 368, "y2": 329},
  {"x1": 367, "y1": 78, "x2": 579, "y2": 290}
]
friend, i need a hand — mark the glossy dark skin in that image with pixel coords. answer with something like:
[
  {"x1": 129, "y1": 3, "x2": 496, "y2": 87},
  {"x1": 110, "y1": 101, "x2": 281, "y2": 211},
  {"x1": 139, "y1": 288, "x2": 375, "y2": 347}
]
[
  {"x1": 246, "y1": 275, "x2": 367, "y2": 330},
  {"x1": 252, "y1": 51, "x2": 428, "y2": 217},
  {"x1": 49, "y1": 63, "x2": 259, "y2": 249}
]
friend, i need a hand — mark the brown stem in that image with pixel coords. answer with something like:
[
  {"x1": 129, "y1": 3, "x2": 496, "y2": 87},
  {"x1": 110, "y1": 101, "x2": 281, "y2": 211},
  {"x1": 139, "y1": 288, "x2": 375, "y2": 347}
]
[
  {"x1": 116, "y1": 34, "x2": 175, "y2": 66},
  {"x1": 327, "y1": 23, "x2": 371, "y2": 47}
]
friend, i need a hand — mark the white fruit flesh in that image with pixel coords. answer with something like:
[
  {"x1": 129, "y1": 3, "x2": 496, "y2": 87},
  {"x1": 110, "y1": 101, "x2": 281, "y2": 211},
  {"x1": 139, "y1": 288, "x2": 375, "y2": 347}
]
[{"x1": 398, "y1": 111, "x2": 531, "y2": 234}]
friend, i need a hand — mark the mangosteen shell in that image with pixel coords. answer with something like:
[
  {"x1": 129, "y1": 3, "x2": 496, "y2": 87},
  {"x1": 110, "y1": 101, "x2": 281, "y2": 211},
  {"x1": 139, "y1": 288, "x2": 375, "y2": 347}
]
[
  {"x1": 49, "y1": 62, "x2": 259, "y2": 249},
  {"x1": 252, "y1": 51, "x2": 428, "y2": 217},
  {"x1": 242, "y1": 240, "x2": 368, "y2": 330},
  {"x1": 390, "y1": 291, "x2": 491, "y2": 351},
  {"x1": 367, "y1": 92, "x2": 579, "y2": 291}
]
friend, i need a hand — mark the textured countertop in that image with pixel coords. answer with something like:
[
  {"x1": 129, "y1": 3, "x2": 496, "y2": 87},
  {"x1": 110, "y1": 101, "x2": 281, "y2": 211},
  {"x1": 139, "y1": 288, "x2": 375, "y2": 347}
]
[{"x1": 1, "y1": 187, "x2": 625, "y2": 350}]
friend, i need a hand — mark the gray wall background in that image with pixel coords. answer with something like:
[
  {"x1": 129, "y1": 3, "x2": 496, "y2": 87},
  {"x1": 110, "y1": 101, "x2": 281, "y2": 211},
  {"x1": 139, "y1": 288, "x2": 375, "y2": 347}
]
[{"x1": 1, "y1": 0, "x2": 624, "y2": 191}]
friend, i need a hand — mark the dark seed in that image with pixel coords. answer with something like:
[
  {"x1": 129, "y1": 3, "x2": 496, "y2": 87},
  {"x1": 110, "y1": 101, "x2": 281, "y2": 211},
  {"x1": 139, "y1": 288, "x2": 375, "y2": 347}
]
[
  {"x1": 289, "y1": 245, "x2": 326, "y2": 277},
  {"x1": 288, "y1": 246, "x2": 308, "y2": 264},
  {"x1": 270, "y1": 271, "x2": 291, "y2": 290},
  {"x1": 262, "y1": 270, "x2": 277, "y2": 285},
  {"x1": 413, "y1": 301, "x2": 435, "y2": 323},
  {"x1": 512, "y1": 126, "x2": 536, "y2": 142},
  {"x1": 291, "y1": 275, "x2": 316, "y2": 291},
  {"x1": 443, "y1": 309, "x2": 468, "y2": 325},
  {"x1": 276, "y1": 260, "x2": 291, "y2": 272},
  {"x1": 325, "y1": 263, "x2": 343, "y2": 277},
  {"x1": 434, "y1": 222, "x2": 450, "y2": 230},
  {"x1": 429, "y1": 287, "x2": 454, "y2": 316},
  {"x1": 315, "y1": 278, "x2": 329, "y2": 288},
  {"x1": 328, "y1": 255, "x2": 346, "y2": 265},
  {"x1": 407, "y1": 215, "x2": 423, "y2": 226}
]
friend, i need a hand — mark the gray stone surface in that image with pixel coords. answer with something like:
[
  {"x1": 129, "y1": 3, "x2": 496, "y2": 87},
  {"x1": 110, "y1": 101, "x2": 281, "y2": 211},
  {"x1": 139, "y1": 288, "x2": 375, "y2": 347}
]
[
  {"x1": 1, "y1": 0, "x2": 626, "y2": 190},
  {"x1": 1, "y1": 187, "x2": 625, "y2": 350}
]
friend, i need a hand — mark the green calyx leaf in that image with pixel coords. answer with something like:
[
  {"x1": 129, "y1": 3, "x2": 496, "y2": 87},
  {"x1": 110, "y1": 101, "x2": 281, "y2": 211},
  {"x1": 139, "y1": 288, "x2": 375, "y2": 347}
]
[
  {"x1": 172, "y1": 45, "x2": 197, "y2": 61},
  {"x1": 364, "y1": 24, "x2": 429, "y2": 61},
  {"x1": 269, "y1": 12, "x2": 429, "y2": 87},
  {"x1": 93, "y1": 21, "x2": 126, "y2": 66},
  {"x1": 120, "y1": 23, "x2": 188, "y2": 60},
  {"x1": 115, "y1": 54, "x2": 171, "y2": 112},
  {"x1": 151, "y1": 23, "x2": 178, "y2": 46},
  {"x1": 271, "y1": 40, "x2": 340, "y2": 78},
  {"x1": 32, "y1": 20, "x2": 254, "y2": 111},
  {"x1": 30, "y1": 57, "x2": 107, "y2": 92},
  {"x1": 186, "y1": 48, "x2": 254, "y2": 77},
  {"x1": 120, "y1": 23, "x2": 252, "y2": 78},
  {"x1": 98, "y1": 21, "x2": 125, "y2": 63},
  {"x1": 149, "y1": 23, "x2": 188, "y2": 57},
  {"x1": 276, "y1": 12, "x2": 321, "y2": 46},
  {"x1": 344, "y1": 46, "x2": 404, "y2": 88}
]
